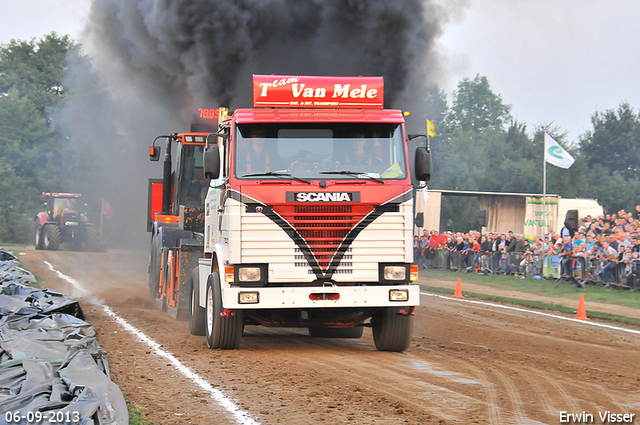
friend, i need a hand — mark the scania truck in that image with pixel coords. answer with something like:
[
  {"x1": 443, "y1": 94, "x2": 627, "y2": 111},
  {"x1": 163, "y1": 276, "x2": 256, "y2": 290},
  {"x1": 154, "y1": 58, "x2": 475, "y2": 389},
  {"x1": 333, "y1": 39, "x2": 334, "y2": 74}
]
[{"x1": 148, "y1": 75, "x2": 430, "y2": 351}]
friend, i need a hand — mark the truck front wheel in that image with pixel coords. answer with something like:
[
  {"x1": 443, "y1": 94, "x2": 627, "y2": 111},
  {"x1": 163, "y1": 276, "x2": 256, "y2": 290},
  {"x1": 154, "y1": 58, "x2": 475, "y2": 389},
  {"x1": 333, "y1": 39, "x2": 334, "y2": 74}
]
[
  {"x1": 205, "y1": 273, "x2": 243, "y2": 349},
  {"x1": 372, "y1": 307, "x2": 413, "y2": 352}
]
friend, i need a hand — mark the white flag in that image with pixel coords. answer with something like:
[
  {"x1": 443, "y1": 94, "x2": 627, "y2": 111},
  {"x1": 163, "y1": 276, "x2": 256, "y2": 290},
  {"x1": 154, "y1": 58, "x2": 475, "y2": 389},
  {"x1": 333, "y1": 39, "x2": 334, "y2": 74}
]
[{"x1": 544, "y1": 133, "x2": 575, "y2": 169}]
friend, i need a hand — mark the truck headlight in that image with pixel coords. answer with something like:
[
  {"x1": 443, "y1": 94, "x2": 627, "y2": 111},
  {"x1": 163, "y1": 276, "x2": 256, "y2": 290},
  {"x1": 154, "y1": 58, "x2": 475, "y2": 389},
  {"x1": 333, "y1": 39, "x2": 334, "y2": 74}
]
[
  {"x1": 238, "y1": 292, "x2": 259, "y2": 304},
  {"x1": 238, "y1": 266, "x2": 261, "y2": 282},
  {"x1": 389, "y1": 289, "x2": 409, "y2": 302},
  {"x1": 383, "y1": 266, "x2": 406, "y2": 281}
]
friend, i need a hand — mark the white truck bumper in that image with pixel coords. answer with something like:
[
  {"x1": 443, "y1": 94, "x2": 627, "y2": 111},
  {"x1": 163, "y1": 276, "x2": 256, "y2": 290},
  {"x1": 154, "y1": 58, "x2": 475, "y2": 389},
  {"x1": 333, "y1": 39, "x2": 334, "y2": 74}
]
[{"x1": 221, "y1": 284, "x2": 420, "y2": 309}]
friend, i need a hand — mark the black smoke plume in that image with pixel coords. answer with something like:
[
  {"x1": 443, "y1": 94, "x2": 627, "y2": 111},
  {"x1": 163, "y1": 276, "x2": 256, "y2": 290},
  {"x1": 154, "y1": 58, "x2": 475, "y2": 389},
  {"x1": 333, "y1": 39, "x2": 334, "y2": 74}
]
[
  {"x1": 58, "y1": 0, "x2": 461, "y2": 249},
  {"x1": 85, "y1": 0, "x2": 447, "y2": 111}
]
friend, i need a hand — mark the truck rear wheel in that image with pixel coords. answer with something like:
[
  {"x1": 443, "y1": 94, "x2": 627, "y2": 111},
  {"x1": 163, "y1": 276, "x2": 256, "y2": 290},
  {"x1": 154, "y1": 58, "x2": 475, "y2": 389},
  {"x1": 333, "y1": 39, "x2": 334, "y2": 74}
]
[
  {"x1": 149, "y1": 233, "x2": 161, "y2": 299},
  {"x1": 189, "y1": 269, "x2": 206, "y2": 336},
  {"x1": 159, "y1": 250, "x2": 172, "y2": 312},
  {"x1": 372, "y1": 307, "x2": 413, "y2": 352},
  {"x1": 42, "y1": 225, "x2": 61, "y2": 251},
  {"x1": 205, "y1": 273, "x2": 243, "y2": 349}
]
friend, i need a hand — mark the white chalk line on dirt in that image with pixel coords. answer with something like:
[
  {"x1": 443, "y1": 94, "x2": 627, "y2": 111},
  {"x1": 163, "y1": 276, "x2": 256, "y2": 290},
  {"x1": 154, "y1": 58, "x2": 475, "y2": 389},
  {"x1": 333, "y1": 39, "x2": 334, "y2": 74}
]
[
  {"x1": 45, "y1": 261, "x2": 92, "y2": 298},
  {"x1": 44, "y1": 261, "x2": 260, "y2": 425},
  {"x1": 421, "y1": 291, "x2": 640, "y2": 336}
]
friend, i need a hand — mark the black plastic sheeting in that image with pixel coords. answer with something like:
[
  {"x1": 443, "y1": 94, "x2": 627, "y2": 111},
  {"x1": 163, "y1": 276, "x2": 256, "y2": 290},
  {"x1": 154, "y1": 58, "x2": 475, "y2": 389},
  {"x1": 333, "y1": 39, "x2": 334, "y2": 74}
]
[{"x1": 0, "y1": 248, "x2": 128, "y2": 424}]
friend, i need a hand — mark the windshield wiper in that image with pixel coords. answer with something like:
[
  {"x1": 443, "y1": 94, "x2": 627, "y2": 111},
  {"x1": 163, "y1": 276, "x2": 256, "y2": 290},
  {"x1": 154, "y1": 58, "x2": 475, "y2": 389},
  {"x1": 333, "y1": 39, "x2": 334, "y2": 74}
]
[
  {"x1": 319, "y1": 170, "x2": 385, "y2": 184},
  {"x1": 241, "y1": 171, "x2": 311, "y2": 184}
]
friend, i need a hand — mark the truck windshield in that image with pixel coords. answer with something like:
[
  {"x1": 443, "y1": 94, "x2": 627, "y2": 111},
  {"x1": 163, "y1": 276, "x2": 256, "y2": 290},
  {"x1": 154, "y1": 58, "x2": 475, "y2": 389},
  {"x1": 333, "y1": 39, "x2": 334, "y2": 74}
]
[
  {"x1": 176, "y1": 144, "x2": 208, "y2": 206},
  {"x1": 52, "y1": 198, "x2": 79, "y2": 217},
  {"x1": 234, "y1": 123, "x2": 407, "y2": 180}
]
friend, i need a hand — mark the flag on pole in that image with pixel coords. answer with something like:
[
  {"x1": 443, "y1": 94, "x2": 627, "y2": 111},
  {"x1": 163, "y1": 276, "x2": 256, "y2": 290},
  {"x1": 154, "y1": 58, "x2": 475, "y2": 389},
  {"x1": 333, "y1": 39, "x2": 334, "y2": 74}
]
[
  {"x1": 544, "y1": 133, "x2": 575, "y2": 169},
  {"x1": 102, "y1": 198, "x2": 116, "y2": 219},
  {"x1": 426, "y1": 120, "x2": 437, "y2": 137}
]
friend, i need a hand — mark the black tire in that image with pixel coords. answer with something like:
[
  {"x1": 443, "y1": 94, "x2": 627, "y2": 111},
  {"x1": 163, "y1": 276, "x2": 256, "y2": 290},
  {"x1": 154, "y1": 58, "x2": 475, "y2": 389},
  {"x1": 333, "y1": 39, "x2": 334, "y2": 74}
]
[
  {"x1": 84, "y1": 225, "x2": 101, "y2": 252},
  {"x1": 308, "y1": 326, "x2": 364, "y2": 338},
  {"x1": 160, "y1": 250, "x2": 171, "y2": 312},
  {"x1": 34, "y1": 221, "x2": 44, "y2": 250},
  {"x1": 149, "y1": 233, "x2": 161, "y2": 299},
  {"x1": 205, "y1": 273, "x2": 243, "y2": 349},
  {"x1": 372, "y1": 307, "x2": 413, "y2": 352},
  {"x1": 42, "y1": 225, "x2": 61, "y2": 251},
  {"x1": 189, "y1": 269, "x2": 206, "y2": 336}
]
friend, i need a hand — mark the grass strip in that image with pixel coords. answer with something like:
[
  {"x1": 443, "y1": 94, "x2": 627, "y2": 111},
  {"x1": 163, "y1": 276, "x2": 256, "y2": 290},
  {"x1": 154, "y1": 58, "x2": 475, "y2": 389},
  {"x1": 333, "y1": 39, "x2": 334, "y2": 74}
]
[
  {"x1": 129, "y1": 405, "x2": 153, "y2": 425},
  {"x1": 420, "y1": 284, "x2": 640, "y2": 327},
  {"x1": 421, "y1": 269, "x2": 640, "y2": 309}
]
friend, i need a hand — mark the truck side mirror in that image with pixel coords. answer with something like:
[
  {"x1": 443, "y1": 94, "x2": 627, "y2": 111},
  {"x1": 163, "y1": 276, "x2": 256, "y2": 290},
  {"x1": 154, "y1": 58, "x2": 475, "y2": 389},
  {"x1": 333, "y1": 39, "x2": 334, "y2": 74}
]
[
  {"x1": 149, "y1": 146, "x2": 160, "y2": 161},
  {"x1": 414, "y1": 147, "x2": 431, "y2": 182},
  {"x1": 415, "y1": 212, "x2": 424, "y2": 228},
  {"x1": 204, "y1": 144, "x2": 221, "y2": 179}
]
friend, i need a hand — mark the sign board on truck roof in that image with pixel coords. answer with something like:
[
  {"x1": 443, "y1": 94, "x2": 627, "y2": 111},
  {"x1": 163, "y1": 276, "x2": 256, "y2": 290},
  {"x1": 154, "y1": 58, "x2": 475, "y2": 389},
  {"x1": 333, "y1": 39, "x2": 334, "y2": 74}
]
[{"x1": 252, "y1": 75, "x2": 384, "y2": 109}]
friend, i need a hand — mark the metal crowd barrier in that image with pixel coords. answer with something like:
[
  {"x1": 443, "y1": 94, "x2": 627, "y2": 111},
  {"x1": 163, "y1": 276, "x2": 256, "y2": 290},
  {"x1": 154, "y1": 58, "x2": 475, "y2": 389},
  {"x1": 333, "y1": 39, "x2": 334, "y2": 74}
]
[{"x1": 415, "y1": 247, "x2": 640, "y2": 289}]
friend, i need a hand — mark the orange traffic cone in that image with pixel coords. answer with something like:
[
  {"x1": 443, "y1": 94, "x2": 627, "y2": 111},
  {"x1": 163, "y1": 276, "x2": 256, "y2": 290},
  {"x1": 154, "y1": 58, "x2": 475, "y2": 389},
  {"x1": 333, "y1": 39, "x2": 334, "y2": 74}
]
[
  {"x1": 576, "y1": 294, "x2": 589, "y2": 320},
  {"x1": 452, "y1": 277, "x2": 465, "y2": 298}
]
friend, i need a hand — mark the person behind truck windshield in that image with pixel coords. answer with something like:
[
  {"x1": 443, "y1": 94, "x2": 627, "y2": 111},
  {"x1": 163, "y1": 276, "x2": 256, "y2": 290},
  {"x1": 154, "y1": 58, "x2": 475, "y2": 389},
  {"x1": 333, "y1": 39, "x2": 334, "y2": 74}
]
[
  {"x1": 235, "y1": 122, "x2": 407, "y2": 180},
  {"x1": 344, "y1": 134, "x2": 383, "y2": 167},
  {"x1": 53, "y1": 199, "x2": 74, "y2": 219},
  {"x1": 238, "y1": 129, "x2": 284, "y2": 173}
]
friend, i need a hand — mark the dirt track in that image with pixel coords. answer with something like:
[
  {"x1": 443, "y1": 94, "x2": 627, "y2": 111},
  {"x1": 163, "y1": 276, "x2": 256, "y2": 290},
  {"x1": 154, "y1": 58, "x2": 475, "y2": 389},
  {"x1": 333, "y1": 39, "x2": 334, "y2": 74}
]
[{"x1": 13, "y1": 248, "x2": 640, "y2": 424}]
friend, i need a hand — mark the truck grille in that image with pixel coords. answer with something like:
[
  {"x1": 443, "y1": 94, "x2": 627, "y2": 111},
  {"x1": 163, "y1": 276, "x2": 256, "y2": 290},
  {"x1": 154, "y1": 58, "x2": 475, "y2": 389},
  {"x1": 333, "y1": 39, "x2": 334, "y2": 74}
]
[
  {"x1": 273, "y1": 205, "x2": 373, "y2": 270},
  {"x1": 295, "y1": 247, "x2": 352, "y2": 274}
]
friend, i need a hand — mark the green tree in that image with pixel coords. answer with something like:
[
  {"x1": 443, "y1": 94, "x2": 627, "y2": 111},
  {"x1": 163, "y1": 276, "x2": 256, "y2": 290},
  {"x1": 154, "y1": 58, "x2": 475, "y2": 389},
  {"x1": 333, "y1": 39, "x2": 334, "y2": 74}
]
[
  {"x1": 581, "y1": 102, "x2": 640, "y2": 179},
  {"x1": 0, "y1": 33, "x2": 74, "y2": 112},
  {"x1": 0, "y1": 162, "x2": 25, "y2": 242},
  {"x1": 430, "y1": 76, "x2": 595, "y2": 231},
  {"x1": 444, "y1": 74, "x2": 512, "y2": 134},
  {"x1": 580, "y1": 102, "x2": 640, "y2": 213},
  {"x1": 585, "y1": 165, "x2": 640, "y2": 214},
  {"x1": 433, "y1": 75, "x2": 516, "y2": 231},
  {"x1": 0, "y1": 33, "x2": 77, "y2": 243},
  {"x1": 434, "y1": 75, "x2": 522, "y2": 195},
  {"x1": 0, "y1": 88, "x2": 54, "y2": 175},
  {"x1": 0, "y1": 89, "x2": 56, "y2": 241}
]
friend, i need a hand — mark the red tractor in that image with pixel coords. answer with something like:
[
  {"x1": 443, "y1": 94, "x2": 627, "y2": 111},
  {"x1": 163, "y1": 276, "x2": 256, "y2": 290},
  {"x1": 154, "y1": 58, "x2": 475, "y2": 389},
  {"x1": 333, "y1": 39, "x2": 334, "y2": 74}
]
[{"x1": 34, "y1": 193, "x2": 104, "y2": 251}]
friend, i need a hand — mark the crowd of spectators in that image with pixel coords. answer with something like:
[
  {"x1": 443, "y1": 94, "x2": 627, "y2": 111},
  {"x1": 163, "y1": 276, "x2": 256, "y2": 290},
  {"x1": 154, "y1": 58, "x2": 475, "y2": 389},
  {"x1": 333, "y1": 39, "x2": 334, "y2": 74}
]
[{"x1": 413, "y1": 207, "x2": 640, "y2": 292}]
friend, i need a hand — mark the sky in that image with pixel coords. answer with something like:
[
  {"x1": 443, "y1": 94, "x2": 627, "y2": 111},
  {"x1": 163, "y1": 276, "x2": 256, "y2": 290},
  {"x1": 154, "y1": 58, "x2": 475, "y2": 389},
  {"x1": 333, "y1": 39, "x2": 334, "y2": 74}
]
[
  {"x1": 1, "y1": 0, "x2": 639, "y2": 145},
  {"x1": 0, "y1": 1, "x2": 91, "y2": 44},
  {"x1": 438, "y1": 0, "x2": 640, "y2": 144}
]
